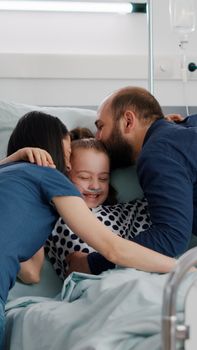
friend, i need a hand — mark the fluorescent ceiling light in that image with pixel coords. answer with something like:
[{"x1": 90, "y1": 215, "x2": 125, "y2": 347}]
[{"x1": 0, "y1": 1, "x2": 133, "y2": 14}]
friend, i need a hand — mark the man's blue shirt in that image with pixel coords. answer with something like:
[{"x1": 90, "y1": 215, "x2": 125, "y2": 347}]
[
  {"x1": 133, "y1": 117, "x2": 197, "y2": 256},
  {"x1": 0, "y1": 162, "x2": 81, "y2": 302}
]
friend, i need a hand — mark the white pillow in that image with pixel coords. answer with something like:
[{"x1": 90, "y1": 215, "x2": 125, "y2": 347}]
[
  {"x1": 0, "y1": 100, "x2": 97, "y2": 159},
  {"x1": 0, "y1": 99, "x2": 142, "y2": 201}
]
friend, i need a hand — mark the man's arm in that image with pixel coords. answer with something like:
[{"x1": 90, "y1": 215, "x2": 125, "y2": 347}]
[{"x1": 133, "y1": 148, "x2": 193, "y2": 256}]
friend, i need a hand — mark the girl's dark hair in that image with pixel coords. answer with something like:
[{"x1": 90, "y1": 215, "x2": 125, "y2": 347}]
[
  {"x1": 7, "y1": 111, "x2": 69, "y2": 174},
  {"x1": 71, "y1": 135, "x2": 117, "y2": 205}
]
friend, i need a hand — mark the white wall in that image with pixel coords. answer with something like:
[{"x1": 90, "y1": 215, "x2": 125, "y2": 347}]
[{"x1": 0, "y1": 0, "x2": 196, "y2": 108}]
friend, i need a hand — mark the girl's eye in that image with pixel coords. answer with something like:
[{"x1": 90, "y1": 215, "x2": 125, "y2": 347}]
[
  {"x1": 99, "y1": 178, "x2": 109, "y2": 182},
  {"x1": 79, "y1": 176, "x2": 90, "y2": 180}
]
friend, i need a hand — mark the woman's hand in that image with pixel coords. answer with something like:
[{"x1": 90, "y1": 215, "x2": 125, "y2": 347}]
[
  {"x1": 1, "y1": 147, "x2": 56, "y2": 167},
  {"x1": 18, "y1": 247, "x2": 45, "y2": 284}
]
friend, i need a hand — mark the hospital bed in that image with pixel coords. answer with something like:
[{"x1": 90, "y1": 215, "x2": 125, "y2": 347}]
[{"x1": 1, "y1": 99, "x2": 197, "y2": 350}]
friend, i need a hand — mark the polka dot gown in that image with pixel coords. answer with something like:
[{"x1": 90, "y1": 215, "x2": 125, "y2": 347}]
[{"x1": 45, "y1": 198, "x2": 151, "y2": 279}]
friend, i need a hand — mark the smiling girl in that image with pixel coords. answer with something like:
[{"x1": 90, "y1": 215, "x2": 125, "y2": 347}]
[{"x1": 45, "y1": 137, "x2": 150, "y2": 279}]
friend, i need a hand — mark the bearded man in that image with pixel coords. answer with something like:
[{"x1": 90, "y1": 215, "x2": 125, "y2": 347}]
[{"x1": 69, "y1": 86, "x2": 197, "y2": 275}]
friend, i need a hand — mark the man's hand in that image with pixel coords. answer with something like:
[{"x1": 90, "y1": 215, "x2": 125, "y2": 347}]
[{"x1": 66, "y1": 252, "x2": 91, "y2": 276}]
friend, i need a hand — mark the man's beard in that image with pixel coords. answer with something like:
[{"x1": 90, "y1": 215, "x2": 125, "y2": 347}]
[{"x1": 103, "y1": 127, "x2": 135, "y2": 170}]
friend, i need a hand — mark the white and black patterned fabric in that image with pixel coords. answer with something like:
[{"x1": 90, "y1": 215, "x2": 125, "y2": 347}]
[{"x1": 45, "y1": 198, "x2": 151, "y2": 279}]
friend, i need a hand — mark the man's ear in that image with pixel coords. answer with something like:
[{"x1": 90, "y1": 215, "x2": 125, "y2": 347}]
[{"x1": 122, "y1": 110, "x2": 136, "y2": 133}]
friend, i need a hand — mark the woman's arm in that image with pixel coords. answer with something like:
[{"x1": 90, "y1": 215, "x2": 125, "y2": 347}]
[
  {"x1": 53, "y1": 196, "x2": 176, "y2": 273},
  {"x1": 0, "y1": 147, "x2": 55, "y2": 167},
  {"x1": 18, "y1": 247, "x2": 45, "y2": 284},
  {"x1": 1, "y1": 148, "x2": 54, "y2": 284}
]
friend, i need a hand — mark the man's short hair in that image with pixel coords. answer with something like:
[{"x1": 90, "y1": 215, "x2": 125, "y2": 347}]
[{"x1": 110, "y1": 86, "x2": 164, "y2": 123}]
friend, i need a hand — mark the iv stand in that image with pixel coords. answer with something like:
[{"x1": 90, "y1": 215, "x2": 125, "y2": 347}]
[{"x1": 147, "y1": 0, "x2": 154, "y2": 94}]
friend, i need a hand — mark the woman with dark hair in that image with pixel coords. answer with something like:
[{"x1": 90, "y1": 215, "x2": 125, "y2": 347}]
[
  {"x1": 7, "y1": 111, "x2": 71, "y2": 174},
  {"x1": 0, "y1": 111, "x2": 176, "y2": 348}
]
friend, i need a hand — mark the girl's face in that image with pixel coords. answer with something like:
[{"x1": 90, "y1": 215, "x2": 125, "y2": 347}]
[
  {"x1": 62, "y1": 135, "x2": 72, "y2": 172},
  {"x1": 69, "y1": 148, "x2": 110, "y2": 208}
]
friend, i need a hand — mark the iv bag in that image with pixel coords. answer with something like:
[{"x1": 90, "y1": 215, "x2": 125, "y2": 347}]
[{"x1": 169, "y1": 0, "x2": 196, "y2": 35}]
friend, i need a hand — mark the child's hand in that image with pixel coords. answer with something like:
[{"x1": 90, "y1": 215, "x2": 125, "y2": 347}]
[
  {"x1": 6, "y1": 147, "x2": 56, "y2": 168},
  {"x1": 18, "y1": 247, "x2": 45, "y2": 284},
  {"x1": 66, "y1": 252, "x2": 91, "y2": 276},
  {"x1": 165, "y1": 114, "x2": 184, "y2": 122}
]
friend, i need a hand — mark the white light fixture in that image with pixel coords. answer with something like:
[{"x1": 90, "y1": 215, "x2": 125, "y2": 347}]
[
  {"x1": 0, "y1": 1, "x2": 133, "y2": 14},
  {"x1": 146, "y1": 0, "x2": 154, "y2": 94}
]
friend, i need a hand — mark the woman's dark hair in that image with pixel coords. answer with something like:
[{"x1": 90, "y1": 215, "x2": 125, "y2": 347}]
[{"x1": 7, "y1": 111, "x2": 69, "y2": 174}]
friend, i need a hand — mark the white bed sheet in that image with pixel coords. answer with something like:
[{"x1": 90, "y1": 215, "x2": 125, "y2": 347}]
[{"x1": 5, "y1": 267, "x2": 197, "y2": 350}]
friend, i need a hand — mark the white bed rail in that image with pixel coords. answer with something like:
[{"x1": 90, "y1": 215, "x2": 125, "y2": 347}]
[{"x1": 162, "y1": 246, "x2": 197, "y2": 350}]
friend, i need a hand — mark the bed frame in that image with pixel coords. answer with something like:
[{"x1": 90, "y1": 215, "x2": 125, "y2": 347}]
[{"x1": 162, "y1": 246, "x2": 197, "y2": 350}]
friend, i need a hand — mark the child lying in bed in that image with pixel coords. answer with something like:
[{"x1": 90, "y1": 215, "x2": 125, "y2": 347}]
[{"x1": 45, "y1": 129, "x2": 151, "y2": 279}]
